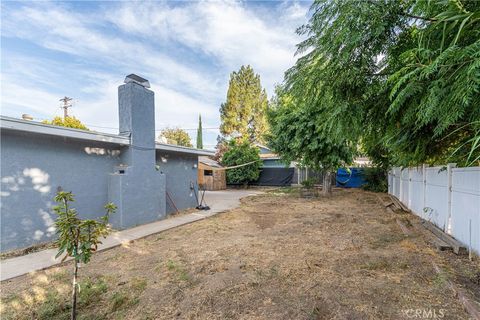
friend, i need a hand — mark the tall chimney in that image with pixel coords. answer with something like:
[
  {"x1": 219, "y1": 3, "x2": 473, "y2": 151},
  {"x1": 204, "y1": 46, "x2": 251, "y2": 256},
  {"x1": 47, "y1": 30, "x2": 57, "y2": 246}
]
[
  {"x1": 118, "y1": 74, "x2": 155, "y2": 167},
  {"x1": 108, "y1": 74, "x2": 165, "y2": 229}
]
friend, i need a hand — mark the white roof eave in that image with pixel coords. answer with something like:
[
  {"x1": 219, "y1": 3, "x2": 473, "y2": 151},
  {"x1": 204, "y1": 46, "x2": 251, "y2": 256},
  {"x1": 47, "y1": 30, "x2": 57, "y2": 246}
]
[{"x1": 0, "y1": 116, "x2": 214, "y2": 156}]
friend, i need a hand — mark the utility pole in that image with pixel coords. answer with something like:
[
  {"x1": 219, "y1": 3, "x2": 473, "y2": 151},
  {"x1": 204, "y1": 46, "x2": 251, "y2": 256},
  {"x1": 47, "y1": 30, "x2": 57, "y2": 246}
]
[{"x1": 60, "y1": 96, "x2": 73, "y2": 119}]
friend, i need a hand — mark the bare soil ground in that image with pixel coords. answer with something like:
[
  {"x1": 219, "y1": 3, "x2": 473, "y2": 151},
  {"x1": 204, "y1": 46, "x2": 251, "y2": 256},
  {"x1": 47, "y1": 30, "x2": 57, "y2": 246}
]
[{"x1": 1, "y1": 188, "x2": 479, "y2": 320}]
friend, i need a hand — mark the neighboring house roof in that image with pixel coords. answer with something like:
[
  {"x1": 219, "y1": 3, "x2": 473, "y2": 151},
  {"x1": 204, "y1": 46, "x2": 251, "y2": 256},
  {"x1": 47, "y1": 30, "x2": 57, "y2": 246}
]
[
  {"x1": 353, "y1": 157, "x2": 372, "y2": 167},
  {"x1": 254, "y1": 143, "x2": 272, "y2": 155},
  {"x1": 0, "y1": 116, "x2": 214, "y2": 156},
  {"x1": 259, "y1": 153, "x2": 281, "y2": 160},
  {"x1": 198, "y1": 156, "x2": 223, "y2": 168},
  {"x1": 254, "y1": 143, "x2": 281, "y2": 160},
  {"x1": 255, "y1": 143, "x2": 270, "y2": 150}
]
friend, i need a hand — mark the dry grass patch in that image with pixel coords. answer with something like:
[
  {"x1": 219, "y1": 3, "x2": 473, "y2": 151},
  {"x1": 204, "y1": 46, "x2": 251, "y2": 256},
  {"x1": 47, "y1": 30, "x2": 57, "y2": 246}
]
[{"x1": 1, "y1": 188, "x2": 478, "y2": 319}]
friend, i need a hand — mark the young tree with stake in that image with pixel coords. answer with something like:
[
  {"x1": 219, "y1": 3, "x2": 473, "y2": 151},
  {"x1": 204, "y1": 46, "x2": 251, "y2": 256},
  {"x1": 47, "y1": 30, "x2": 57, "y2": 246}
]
[{"x1": 54, "y1": 191, "x2": 116, "y2": 320}]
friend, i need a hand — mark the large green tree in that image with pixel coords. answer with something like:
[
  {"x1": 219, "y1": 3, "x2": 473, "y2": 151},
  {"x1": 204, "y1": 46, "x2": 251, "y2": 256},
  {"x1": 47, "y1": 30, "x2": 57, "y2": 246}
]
[
  {"x1": 386, "y1": 0, "x2": 480, "y2": 166},
  {"x1": 159, "y1": 128, "x2": 192, "y2": 147},
  {"x1": 268, "y1": 87, "x2": 354, "y2": 194},
  {"x1": 271, "y1": 0, "x2": 480, "y2": 170},
  {"x1": 220, "y1": 65, "x2": 269, "y2": 144}
]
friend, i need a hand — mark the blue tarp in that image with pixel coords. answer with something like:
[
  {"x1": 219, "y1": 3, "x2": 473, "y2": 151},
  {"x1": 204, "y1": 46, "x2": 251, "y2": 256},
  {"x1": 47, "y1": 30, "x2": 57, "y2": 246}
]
[{"x1": 336, "y1": 167, "x2": 366, "y2": 188}]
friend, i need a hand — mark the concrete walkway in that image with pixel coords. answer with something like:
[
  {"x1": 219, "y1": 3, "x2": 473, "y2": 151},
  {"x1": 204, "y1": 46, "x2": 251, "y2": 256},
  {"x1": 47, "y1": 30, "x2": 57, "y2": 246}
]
[{"x1": 0, "y1": 189, "x2": 261, "y2": 281}]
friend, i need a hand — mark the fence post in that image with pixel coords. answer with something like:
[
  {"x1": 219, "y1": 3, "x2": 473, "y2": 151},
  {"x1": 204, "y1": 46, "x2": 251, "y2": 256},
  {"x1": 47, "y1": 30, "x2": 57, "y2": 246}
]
[
  {"x1": 399, "y1": 168, "x2": 403, "y2": 202},
  {"x1": 388, "y1": 170, "x2": 391, "y2": 194},
  {"x1": 446, "y1": 163, "x2": 456, "y2": 234},
  {"x1": 391, "y1": 169, "x2": 395, "y2": 196},
  {"x1": 422, "y1": 164, "x2": 427, "y2": 219},
  {"x1": 408, "y1": 168, "x2": 412, "y2": 209}
]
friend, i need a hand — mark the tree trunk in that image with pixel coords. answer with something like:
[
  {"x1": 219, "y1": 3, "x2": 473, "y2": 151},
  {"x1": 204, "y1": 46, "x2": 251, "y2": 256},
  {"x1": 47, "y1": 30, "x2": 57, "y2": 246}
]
[
  {"x1": 323, "y1": 171, "x2": 332, "y2": 195},
  {"x1": 71, "y1": 261, "x2": 78, "y2": 320}
]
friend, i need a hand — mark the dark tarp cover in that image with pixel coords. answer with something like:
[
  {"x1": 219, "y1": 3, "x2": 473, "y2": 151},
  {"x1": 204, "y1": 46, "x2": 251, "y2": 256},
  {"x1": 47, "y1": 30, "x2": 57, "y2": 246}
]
[{"x1": 251, "y1": 167, "x2": 294, "y2": 186}]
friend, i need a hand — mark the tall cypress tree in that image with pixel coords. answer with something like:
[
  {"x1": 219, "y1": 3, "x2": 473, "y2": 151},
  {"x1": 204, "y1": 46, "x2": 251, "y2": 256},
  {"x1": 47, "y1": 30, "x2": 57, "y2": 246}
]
[
  {"x1": 196, "y1": 114, "x2": 203, "y2": 149},
  {"x1": 219, "y1": 65, "x2": 268, "y2": 143}
]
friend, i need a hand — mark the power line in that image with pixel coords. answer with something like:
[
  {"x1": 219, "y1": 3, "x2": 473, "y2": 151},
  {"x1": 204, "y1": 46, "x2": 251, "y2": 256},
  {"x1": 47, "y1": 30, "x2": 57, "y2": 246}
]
[
  {"x1": 27, "y1": 117, "x2": 219, "y2": 132},
  {"x1": 156, "y1": 127, "x2": 219, "y2": 131}
]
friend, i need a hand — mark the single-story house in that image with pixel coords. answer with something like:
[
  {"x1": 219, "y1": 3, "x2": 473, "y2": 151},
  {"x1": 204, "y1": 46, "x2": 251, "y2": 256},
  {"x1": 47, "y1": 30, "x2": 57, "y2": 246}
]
[
  {"x1": 198, "y1": 157, "x2": 226, "y2": 191},
  {"x1": 0, "y1": 75, "x2": 214, "y2": 252}
]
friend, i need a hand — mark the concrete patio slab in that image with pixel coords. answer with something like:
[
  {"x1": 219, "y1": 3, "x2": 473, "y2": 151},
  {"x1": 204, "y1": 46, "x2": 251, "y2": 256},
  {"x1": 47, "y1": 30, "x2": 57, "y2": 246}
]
[{"x1": 0, "y1": 189, "x2": 261, "y2": 282}]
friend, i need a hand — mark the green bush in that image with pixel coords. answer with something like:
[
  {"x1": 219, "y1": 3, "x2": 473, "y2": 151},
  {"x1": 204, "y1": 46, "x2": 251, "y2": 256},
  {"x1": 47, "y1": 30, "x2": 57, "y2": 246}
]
[
  {"x1": 361, "y1": 167, "x2": 387, "y2": 193},
  {"x1": 301, "y1": 178, "x2": 315, "y2": 189},
  {"x1": 221, "y1": 139, "x2": 261, "y2": 185}
]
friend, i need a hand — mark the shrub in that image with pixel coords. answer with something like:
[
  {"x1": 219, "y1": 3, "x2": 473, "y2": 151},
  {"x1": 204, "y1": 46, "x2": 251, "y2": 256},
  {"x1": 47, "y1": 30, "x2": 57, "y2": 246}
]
[
  {"x1": 301, "y1": 178, "x2": 315, "y2": 189},
  {"x1": 361, "y1": 167, "x2": 387, "y2": 193},
  {"x1": 221, "y1": 139, "x2": 261, "y2": 185}
]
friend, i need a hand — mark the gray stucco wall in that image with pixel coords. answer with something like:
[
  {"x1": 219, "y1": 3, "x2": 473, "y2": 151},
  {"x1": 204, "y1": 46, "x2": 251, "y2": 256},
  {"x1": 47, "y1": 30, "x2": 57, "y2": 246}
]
[
  {"x1": 1, "y1": 130, "x2": 123, "y2": 251},
  {"x1": 0, "y1": 130, "x2": 199, "y2": 252},
  {"x1": 156, "y1": 151, "x2": 198, "y2": 213}
]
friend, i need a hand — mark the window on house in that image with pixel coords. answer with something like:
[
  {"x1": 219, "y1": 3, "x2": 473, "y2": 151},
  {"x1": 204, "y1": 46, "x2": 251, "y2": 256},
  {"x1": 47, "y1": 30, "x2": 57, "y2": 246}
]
[{"x1": 204, "y1": 170, "x2": 213, "y2": 176}]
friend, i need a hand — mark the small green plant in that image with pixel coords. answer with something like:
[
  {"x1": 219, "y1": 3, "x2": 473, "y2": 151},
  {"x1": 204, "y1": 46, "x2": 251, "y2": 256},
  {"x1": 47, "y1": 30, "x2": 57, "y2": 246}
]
[
  {"x1": 166, "y1": 259, "x2": 191, "y2": 282},
  {"x1": 166, "y1": 259, "x2": 177, "y2": 271},
  {"x1": 53, "y1": 191, "x2": 116, "y2": 320},
  {"x1": 361, "y1": 259, "x2": 392, "y2": 271},
  {"x1": 110, "y1": 292, "x2": 129, "y2": 312},
  {"x1": 78, "y1": 278, "x2": 108, "y2": 307},
  {"x1": 37, "y1": 290, "x2": 69, "y2": 319},
  {"x1": 130, "y1": 277, "x2": 147, "y2": 292},
  {"x1": 301, "y1": 178, "x2": 315, "y2": 189}
]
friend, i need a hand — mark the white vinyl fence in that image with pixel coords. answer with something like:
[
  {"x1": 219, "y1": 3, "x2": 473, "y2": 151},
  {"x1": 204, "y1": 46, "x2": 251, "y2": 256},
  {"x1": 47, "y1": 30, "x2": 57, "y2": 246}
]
[{"x1": 389, "y1": 165, "x2": 480, "y2": 255}]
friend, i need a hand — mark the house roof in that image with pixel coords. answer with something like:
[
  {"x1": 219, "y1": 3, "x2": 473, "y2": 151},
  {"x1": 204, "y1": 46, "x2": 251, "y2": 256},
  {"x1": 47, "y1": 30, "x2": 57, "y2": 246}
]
[
  {"x1": 0, "y1": 116, "x2": 215, "y2": 156},
  {"x1": 255, "y1": 143, "x2": 270, "y2": 150},
  {"x1": 259, "y1": 153, "x2": 281, "y2": 160},
  {"x1": 254, "y1": 143, "x2": 281, "y2": 159},
  {"x1": 198, "y1": 156, "x2": 223, "y2": 168}
]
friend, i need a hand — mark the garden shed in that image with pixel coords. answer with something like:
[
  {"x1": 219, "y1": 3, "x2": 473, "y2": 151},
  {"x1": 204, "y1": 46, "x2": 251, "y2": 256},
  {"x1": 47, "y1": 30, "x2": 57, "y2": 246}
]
[{"x1": 198, "y1": 156, "x2": 226, "y2": 191}]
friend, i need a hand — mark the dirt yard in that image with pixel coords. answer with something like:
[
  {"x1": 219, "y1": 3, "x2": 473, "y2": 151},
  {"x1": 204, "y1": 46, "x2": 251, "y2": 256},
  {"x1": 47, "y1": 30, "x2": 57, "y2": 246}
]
[{"x1": 1, "y1": 188, "x2": 479, "y2": 320}]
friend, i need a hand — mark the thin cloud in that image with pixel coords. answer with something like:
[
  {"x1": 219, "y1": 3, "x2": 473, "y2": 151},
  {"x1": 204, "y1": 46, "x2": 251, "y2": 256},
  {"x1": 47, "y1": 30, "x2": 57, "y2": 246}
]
[{"x1": 1, "y1": 1, "x2": 309, "y2": 147}]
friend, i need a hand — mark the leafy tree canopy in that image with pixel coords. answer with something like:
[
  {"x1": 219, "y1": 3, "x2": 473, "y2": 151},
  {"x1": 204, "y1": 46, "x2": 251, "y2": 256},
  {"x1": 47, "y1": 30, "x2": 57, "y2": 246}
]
[
  {"x1": 220, "y1": 65, "x2": 269, "y2": 144},
  {"x1": 43, "y1": 116, "x2": 89, "y2": 131},
  {"x1": 159, "y1": 127, "x2": 193, "y2": 147},
  {"x1": 268, "y1": 87, "x2": 354, "y2": 171},
  {"x1": 221, "y1": 139, "x2": 261, "y2": 185},
  {"x1": 273, "y1": 0, "x2": 480, "y2": 168}
]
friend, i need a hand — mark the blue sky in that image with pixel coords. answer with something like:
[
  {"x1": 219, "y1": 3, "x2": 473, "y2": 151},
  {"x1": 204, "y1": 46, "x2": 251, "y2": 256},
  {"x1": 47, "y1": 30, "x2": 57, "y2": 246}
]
[{"x1": 1, "y1": 1, "x2": 310, "y2": 148}]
